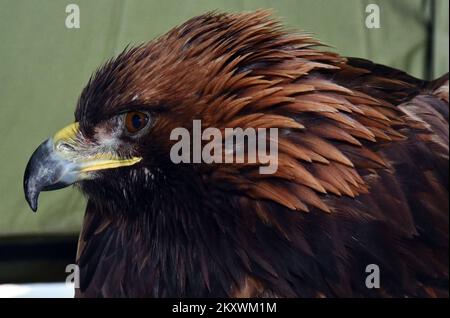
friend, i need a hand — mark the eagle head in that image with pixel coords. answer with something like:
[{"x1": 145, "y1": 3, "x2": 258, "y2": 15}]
[{"x1": 24, "y1": 11, "x2": 311, "y2": 215}]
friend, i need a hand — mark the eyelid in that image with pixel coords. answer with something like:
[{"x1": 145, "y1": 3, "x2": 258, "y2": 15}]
[{"x1": 117, "y1": 108, "x2": 150, "y2": 116}]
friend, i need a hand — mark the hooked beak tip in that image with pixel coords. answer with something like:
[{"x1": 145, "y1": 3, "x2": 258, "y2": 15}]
[
  {"x1": 24, "y1": 164, "x2": 39, "y2": 212},
  {"x1": 26, "y1": 194, "x2": 38, "y2": 213}
]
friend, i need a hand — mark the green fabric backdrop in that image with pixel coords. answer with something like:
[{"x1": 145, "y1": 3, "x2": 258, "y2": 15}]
[{"x1": 0, "y1": 0, "x2": 448, "y2": 237}]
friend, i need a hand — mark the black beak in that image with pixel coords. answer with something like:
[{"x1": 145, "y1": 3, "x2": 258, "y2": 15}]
[{"x1": 23, "y1": 139, "x2": 76, "y2": 212}]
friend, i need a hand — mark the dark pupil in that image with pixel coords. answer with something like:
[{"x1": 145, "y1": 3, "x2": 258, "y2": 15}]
[{"x1": 132, "y1": 114, "x2": 142, "y2": 129}]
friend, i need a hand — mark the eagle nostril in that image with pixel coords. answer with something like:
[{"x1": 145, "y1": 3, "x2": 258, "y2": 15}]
[{"x1": 56, "y1": 142, "x2": 75, "y2": 152}]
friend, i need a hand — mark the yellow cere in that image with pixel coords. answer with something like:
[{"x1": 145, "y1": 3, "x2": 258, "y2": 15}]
[{"x1": 53, "y1": 122, "x2": 80, "y2": 143}]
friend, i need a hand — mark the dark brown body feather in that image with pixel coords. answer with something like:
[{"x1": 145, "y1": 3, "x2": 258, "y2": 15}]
[{"x1": 74, "y1": 11, "x2": 448, "y2": 297}]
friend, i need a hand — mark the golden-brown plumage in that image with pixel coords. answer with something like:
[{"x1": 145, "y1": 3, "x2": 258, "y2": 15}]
[
  {"x1": 73, "y1": 10, "x2": 449, "y2": 297},
  {"x1": 26, "y1": 10, "x2": 449, "y2": 297}
]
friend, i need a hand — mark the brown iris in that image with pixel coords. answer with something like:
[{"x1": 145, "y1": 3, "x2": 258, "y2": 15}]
[{"x1": 125, "y1": 111, "x2": 149, "y2": 134}]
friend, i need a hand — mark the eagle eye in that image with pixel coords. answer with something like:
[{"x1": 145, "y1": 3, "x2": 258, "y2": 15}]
[{"x1": 124, "y1": 111, "x2": 149, "y2": 134}]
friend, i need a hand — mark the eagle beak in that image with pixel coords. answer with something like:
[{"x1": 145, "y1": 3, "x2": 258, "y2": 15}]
[{"x1": 23, "y1": 122, "x2": 141, "y2": 212}]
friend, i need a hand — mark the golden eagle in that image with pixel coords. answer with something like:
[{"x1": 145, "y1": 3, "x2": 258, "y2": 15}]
[{"x1": 24, "y1": 11, "x2": 448, "y2": 297}]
